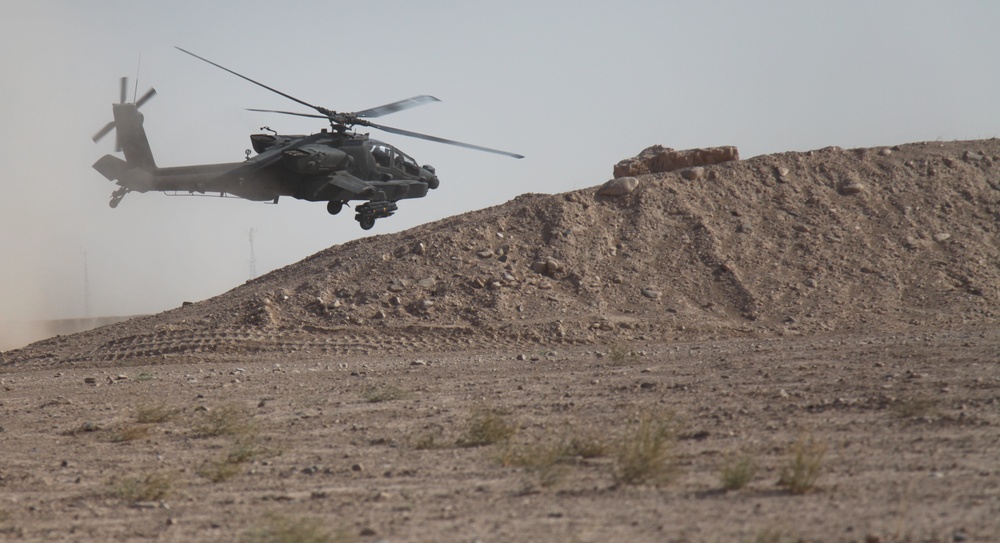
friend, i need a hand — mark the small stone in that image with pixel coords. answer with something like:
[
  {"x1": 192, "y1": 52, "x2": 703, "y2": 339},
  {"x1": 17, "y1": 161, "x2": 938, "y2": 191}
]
[
  {"x1": 516, "y1": 354, "x2": 527, "y2": 361},
  {"x1": 840, "y1": 183, "x2": 865, "y2": 195},
  {"x1": 933, "y1": 233, "x2": 951, "y2": 242},
  {"x1": 351, "y1": 463, "x2": 364, "y2": 472},
  {"x1": 804, "y1": 278, "x2": 818, "y2": 288},
  {"x1": 596, "y1": 177, "x2": 639, "y2": 197},
  {"x1": 412, "y1": 242, "x2": 426, "y2": 255},
  {"x1": 878, "y1": 148, "x2": 892, "y2": 156},
  {"x1": 410, "y1": 359, "x2": 427, "y2": 366},
  {"x1": 640, "y1": 287, "x2": 662, "y2": 300},
  {"x1": 374, "y1": 310, "x2": 386, "y2": 320},
  {"x1": 476, "y1": 249, "x2": 494, "y2": 258},
  {"x1": 417, "y1": 278, "x2": 436, "y2": 289}
]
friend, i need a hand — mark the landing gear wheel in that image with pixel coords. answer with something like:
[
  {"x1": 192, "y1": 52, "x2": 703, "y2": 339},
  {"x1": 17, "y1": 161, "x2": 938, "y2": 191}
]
[
  {"x1": 326, "y1": 200, "x2": 343, "y2": 215},
  {"x1": 358, "y1": 216, "x2": 376, "y2": 230},
  {"x1": 109, "y1": 187, "x2": 128, "y2": 208}
]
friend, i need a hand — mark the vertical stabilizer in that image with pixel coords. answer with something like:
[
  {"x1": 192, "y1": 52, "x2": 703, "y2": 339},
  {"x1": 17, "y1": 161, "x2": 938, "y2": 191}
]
[{"x1": 111, "y1": 103, "x2": 157, "y2": 171}]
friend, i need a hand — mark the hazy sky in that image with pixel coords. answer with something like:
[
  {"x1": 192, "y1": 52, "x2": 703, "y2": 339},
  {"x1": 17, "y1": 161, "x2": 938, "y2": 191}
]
[{"x1": 2, "y1": 1, "x2": 999, "y2": 323}]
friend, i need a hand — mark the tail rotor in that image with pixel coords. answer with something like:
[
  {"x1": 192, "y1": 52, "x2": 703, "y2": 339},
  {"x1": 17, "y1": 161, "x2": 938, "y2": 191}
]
[{"x1": 92, "y1": 77, "x2": 156, "y2": 152}]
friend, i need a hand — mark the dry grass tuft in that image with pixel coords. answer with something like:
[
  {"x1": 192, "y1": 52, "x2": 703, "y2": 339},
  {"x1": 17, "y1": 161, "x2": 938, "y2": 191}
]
[
  {"x1": 456, "y1": 409, "x2": 517, "y2": 447},
  {"x1": 613, "y1": 411, "x2": 676, "y2": 485},
  {"x1": 777, "y1": 435, "x2": 826, "y2": 494},
  {"x1": 243, "y1": 512, "x2": 354, "y2": 543},
  {"x1": 192, "y1": 403, "x2": 257, "y2": 438},
  {"x1": 719, "y1": 454, "x2": 758, "y2": 491},
  {"x1": 198, "y1": 438, "x2": 267, "y2": 483},
  {"x1": 107, "y1": 423, "x2": 153, "y2": 443},
  {"x1": 607, "y1": 343, "x2": 634, "y2": 365},
  {"x1": 135, "y1": 402, "x2": 180, "y2": 424},
  {"x1": 361, "y1": 384, "x2": 408, "y2": 403},
  {"x1": 111, "y1": 472, "x2": 172, "y2": 502},
  {"x1": 890, "y1": 396, "x2": 938, "y2": 419}
]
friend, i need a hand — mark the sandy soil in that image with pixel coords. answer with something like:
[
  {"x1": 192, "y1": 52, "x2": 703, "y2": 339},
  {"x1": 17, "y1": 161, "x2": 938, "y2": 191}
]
[
  {"x1": 3, "y1": 139, "x2": 999, "y2": 541},
  {"x1": 2, "y1": 329, "x2": 999, "y2": 542}
]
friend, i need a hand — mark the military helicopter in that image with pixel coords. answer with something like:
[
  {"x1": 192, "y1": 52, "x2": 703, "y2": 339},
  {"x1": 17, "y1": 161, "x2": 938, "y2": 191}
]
[{"x1": 92, "y1": 47, "x2": 523, "y2": 230}]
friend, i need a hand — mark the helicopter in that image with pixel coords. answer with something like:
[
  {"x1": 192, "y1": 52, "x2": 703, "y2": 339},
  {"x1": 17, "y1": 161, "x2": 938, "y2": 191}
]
[{"x1": 92, "y1": 47, "x2": 523, "y2": 230}]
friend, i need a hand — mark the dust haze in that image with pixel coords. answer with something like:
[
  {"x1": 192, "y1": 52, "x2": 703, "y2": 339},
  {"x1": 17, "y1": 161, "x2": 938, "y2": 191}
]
[{"x1": 3, "y1": 3, "x2": 1000, "y2": 353}]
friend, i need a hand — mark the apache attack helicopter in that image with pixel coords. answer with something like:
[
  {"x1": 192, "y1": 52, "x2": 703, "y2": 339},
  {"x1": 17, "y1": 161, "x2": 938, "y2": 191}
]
[{"x1": 92, "y1": 47, "x2": 523, "y2": 230}]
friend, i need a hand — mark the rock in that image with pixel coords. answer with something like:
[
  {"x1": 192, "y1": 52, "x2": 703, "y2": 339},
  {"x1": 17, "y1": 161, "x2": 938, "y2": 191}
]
[
  {"x1": 839, "y1": 183, "x2": 865, "y2": 195},
  {"x1": 83, "y1": 377, "x2": 97, "y2": 385},
  {"x1": 878, "y1": 148, "x2": 893, "y2": 156},
  {"x1": 532, "y1": 258, "x2": 562, "y2": 277},
  {"x1": 681, "y1": 167, "x2": 705, "y2": 180},
  {"x1": 351, "y1": 463, "x2": 364, "y2": 472},
  {"x1": 613, "y1": 145, "x2": 739, "y2": 177},
  {"x1": 417, "y1": 278, "x2": 436, "y2": 289},
  {"x1": 933, "y1": 233, "x2": 951, "y2": 242},
  {"x1": 412, "y1": 242, "x2": 427, "y2": 255},
  {"x1": 596, "y1": 177, "x2": 639, "y2": 197},
  {"x1": 640, "y1": 287, "x2": 662, "y2": 300},
  {"x1": 476, "y1": 249, "x2": 494, "y2": 258}
]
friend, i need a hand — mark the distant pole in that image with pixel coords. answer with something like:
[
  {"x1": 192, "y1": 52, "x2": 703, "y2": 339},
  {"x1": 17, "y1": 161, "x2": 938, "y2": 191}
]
[
  {"x1": 83, "y1": 250, "x2": 92, "y2": 318},
  {"x1": 248, "y1": 228, "x2": 257, "y2": 280}
]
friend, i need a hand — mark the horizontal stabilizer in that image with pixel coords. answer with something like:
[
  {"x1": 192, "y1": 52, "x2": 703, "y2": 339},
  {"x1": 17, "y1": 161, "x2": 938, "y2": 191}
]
[{"x1": 93, "y1": 154, "x2": 128, "y2": 181}]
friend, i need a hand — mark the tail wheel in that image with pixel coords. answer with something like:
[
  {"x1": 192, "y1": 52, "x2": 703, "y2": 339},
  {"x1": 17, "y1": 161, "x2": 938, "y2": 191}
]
[{"x1": 358, "y1": 216, "x2": 376, "y2": 230}]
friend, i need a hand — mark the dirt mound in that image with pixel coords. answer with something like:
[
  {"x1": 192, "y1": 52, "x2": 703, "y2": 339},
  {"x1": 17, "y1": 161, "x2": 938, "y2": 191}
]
[{"x1": 6, "y1": 139, "x2": 1000, "y2": 367}]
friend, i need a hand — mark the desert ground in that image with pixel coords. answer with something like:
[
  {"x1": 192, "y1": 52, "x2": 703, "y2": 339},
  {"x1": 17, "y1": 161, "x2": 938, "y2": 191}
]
[{"x1": 3, "y1": 141, "x2": 999, "y2": 542}]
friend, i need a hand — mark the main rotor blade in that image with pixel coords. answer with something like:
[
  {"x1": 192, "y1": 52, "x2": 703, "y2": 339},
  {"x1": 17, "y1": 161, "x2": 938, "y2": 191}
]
[
  {"x1": 175, "y1": 47, "x2": 328, "y2": 115},
  {"x1": 119, "y1": 77, "x2": 127, "y2": 104},
  {"x1": 245, "y1": 108, "x2": 330, "y2": 119},
  {"x1": 354, "y1": 95, "x2": 440, "y2": 118},
  {"x1": 365, "y1": 121, "x2": 524, "y2": 159}
]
